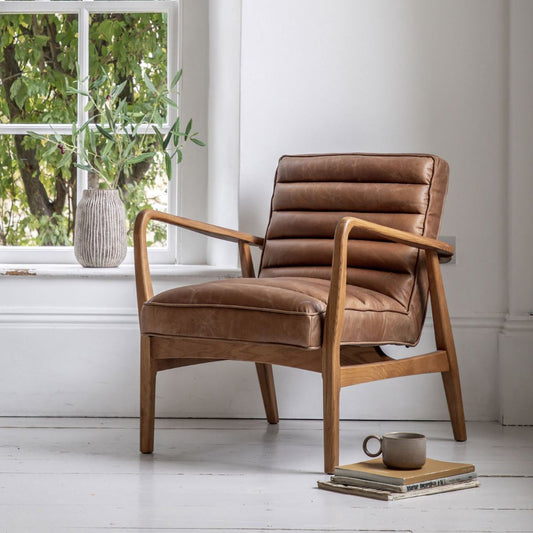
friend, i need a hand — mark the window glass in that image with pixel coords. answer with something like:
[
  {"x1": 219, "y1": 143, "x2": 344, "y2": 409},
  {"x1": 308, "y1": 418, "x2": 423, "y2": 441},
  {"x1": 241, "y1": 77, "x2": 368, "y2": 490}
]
[
  {"x1": 0, "y1": 5, "x2": 172, "y2": 251},
  {"x1": 87, "y1": 12, "x2": 168, "y2": 247},
  {"x1": 0, "y1": 134, "x2": 75, "y2": 246},
  {"x1": 89, "y1": 13, "x2": 168, "y2": 123},
  {"x1": 119, "y1": 141, "x2": 168, "y2": 247},
  {"x1": 0, "y1": 13, "x2": 78, "y2": 124}
]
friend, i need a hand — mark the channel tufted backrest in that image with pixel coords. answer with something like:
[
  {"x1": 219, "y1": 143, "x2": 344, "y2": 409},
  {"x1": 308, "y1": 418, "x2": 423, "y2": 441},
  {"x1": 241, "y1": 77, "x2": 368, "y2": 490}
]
[{"x1": 259, "y1": 153, "x2": 449, "y2": 337}]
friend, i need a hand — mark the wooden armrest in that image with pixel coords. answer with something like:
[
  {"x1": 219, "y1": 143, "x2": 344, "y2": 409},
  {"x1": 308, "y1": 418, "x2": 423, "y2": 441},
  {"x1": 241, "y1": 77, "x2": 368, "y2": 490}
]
[
  {"x1": 338, "y1": 216, "x2": 454, "y2": 257},
  {"x1": 135, "y1": 209, "x2": 264, "y2": 246},
  {"x1": 324, "y1": 216, "x2": 454, "y2": 347},
  {"x1": 134, "y1": 209, "x2": 264, "y2": 312}
]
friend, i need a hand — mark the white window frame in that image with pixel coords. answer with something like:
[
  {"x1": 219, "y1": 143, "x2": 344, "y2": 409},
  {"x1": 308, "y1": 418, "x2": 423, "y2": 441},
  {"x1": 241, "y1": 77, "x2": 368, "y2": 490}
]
[{"x1": 0, "y1": 0, "x2": 181, "y2": 264}]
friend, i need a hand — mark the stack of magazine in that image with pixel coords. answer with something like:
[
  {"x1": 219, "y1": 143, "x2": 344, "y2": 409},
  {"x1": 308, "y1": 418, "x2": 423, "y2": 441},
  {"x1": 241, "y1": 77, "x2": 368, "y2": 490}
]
[{"x1": 317, "y1": 458, "x2": 479, "y2": 501}]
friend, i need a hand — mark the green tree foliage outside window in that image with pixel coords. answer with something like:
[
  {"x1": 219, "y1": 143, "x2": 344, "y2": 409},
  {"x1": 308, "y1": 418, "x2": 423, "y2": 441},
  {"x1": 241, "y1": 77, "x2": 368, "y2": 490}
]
[{"x1": 0, "y1": 11, "x2": 173, "y2": 247}]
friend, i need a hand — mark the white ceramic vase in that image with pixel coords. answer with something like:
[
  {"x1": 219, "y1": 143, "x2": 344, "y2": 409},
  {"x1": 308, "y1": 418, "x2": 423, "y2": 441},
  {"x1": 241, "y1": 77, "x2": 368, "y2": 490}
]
[{"x1": 74, "y1": 189, "x2": 127, "y2": 267}]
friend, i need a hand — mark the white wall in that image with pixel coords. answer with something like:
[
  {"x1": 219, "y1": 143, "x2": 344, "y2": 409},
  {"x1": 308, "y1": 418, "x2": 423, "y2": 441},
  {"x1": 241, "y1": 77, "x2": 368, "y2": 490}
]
[
  {"x1": 177, "y1": 0, "x2": 210, "y2": 264},
  {"x1": 206, "y1": 0, "x2": 241, "y2": 267},
  {"x1": 240, "y1": 0, "x2": 508, "y2": 316},
  {"x1": 239, "y1": 0, "x2": 529, "y2": 422},
  {"x1": 498, "y1": 0, "x2": 533, "y2": 424},
  {"x1": 1, "y1": 0, "x2": 531, "y2": 423},
  {"x1": 0, "y1": 0, "x2": 229, "y2": 418}
]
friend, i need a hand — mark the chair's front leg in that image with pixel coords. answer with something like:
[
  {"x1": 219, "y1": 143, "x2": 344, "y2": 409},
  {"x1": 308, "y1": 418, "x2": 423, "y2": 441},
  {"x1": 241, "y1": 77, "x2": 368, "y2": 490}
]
[
  {"x1": 140, "y1": 335, "x2": 157, "y2": 453},
  {"x1": 322, "y1": 339, "x2": 341, "y2": 474},
  {"x1": 321, "y1": 217, "x2": 352, "y2": 473}
]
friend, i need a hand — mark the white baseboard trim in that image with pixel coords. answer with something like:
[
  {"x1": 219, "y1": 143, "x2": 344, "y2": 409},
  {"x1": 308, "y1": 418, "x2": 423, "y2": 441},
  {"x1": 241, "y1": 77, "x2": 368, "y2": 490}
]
[
  {"x1": 0, "y1": 311, "x2": 503, "y2": 420},
  {"x1": 498, "y1": 316, "x2": 533, "y2": 425}
]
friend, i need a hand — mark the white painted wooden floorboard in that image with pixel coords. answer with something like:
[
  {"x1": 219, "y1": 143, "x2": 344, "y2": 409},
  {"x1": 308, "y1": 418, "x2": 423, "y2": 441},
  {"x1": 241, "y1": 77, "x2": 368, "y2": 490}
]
[{"x1": 0, "y1": 420, "x2": 532, "y2": 532}]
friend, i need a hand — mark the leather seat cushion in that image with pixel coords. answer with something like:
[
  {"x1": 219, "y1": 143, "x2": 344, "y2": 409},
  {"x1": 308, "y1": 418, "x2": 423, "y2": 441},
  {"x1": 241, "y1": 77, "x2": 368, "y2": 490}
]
[{"x1": 141, "y1": 277, "x2": 420, "y2": 348}]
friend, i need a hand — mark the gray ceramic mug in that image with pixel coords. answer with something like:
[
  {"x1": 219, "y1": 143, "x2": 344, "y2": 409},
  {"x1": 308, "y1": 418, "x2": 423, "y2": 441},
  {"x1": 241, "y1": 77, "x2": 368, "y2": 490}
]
[{"x1": 362, "y1": 432, "x2": 427, "y2": 469}]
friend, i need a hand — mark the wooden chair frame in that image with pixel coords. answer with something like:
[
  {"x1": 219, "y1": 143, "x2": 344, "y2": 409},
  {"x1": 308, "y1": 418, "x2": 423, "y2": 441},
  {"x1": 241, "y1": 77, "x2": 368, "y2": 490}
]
[{"x1": 134, "y1": 209, "x2": 466, "y2": 474}]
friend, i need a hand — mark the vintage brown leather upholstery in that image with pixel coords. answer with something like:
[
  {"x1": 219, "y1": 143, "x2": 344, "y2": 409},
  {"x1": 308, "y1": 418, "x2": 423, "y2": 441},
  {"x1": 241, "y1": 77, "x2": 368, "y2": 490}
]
[
  {"x1": 142, "y1": 276, "x2": 408, "y2": 348},
  {"x1": 134, "y1": 153, "x2": 466, "y2": 474},
  {"x1": 141, "y1": 154, "x2": 448, "y2": 348}
]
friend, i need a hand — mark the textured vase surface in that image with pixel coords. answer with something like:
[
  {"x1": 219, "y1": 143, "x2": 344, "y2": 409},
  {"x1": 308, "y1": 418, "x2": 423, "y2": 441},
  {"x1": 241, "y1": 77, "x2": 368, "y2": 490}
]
[{"x1": 74, "y1": 189, "x2": 127, "y2": 267}]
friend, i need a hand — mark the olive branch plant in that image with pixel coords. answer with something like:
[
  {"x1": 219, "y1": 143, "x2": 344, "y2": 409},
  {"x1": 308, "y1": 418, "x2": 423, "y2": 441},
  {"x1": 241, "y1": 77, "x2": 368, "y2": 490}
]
[{"x1": 30, "y1": 68, "x2": 204, "y2": 190}]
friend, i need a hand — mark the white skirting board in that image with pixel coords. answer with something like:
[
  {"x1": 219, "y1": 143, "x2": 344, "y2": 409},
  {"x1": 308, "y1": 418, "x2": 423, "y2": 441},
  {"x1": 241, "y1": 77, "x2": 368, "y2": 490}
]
[
  {"x1": 498, "y1": 317, "x2": 533, "y2": 425},
  {"x1": 0, "y1": 311, "x2": 507, "y2": 421}
]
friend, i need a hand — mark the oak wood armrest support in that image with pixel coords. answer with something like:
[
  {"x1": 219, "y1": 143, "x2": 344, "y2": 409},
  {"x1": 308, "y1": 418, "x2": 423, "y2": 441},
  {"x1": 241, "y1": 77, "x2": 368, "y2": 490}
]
[
  {"x1": 134, "y1": 209, "x2": 264, "y2": 313},
  {"x1": 324, "y1": 216, "x2": 454, "y2": 344},
  {"x1": 339, "y1": 217, "x2": 454, "y2": 257}
]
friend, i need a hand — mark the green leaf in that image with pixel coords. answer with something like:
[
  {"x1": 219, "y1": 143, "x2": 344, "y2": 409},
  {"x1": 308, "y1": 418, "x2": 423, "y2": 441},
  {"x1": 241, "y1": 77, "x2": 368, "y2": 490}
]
[
  {"x1": 76, "y1": 118, "x2": 92, "y2": 135},
  {"x1": 164, "y1": 152, "x2": 172, "y2": 179},
  {"x1": 170, "y1": 69, "x2": 183, "y2": 88},
  {"x1": 66, "y1": 86, "x2": 89, "y2": 97},
  {"x1": 90, "y1": 75, "x2": 107, "y2": 90},
  {"x1": 171, "y1": 117, "x2": 180, "y2": 134},
  {"x1": 73, "y1": 163, "x2": 93, "y2": 172},
  {"x1": 127, "y1": 152, "x2": 155, "y2": 164},
  {"x1": 101, "y1": 141, "x2": 113, "y2": 158},
  {"x1": 96, "y1": 19, "x2": 115, "y2": 42},
  {"x1": 96, "y1": 125, "x2": 115, "y2": 142},
  {"x1": 154, "y1": 114, "x2": 164, "y2": 129},
  {"x1": 153, "y1": 126, "x2": 164, "y2": 147},
  {"x1": 28, "y1": 131, "x2": 44, "y2": 141},
  {"x1": 88, "y1": 130, "x2": 97, "y2": 152},
  {"x1": 57, "y1": 152, "x2": 71, "y2": 168},
  {"x1": 161, "y1": 95, "x2": 177, "y2": 108},
  {"x1": 111, "y1": 80, "x2": 127, "y2": 99},
  {"x1": 104, "y1": 105, "x2": 114, "y2": 130},
  {"x1": 143, "y1": 73, "x2": 157, "y2": 95},
  {"x1": 116, "y1": 98, "x2": 127, "y2": 119},
  {"x1": 93, "y1": 157, "x2": 106, "y2": 174},
  {"x1": 163, "y1": 131, "x2": 172, "y2": 150},
  {"x1": 43, "y1": 143, "x2": 59, "y2": 158},
  {"x1": 10, "y1": 78, "x2": 28, "y2": 109},
  {"x1": 184, "y1": 119, "x2": 192, "y2": 140},
  {"x1": 191, "y1": 137, "x2": 206, "y2": 147},
  {"x1": 33, "y1": 34, "x2": 49, "y2": 47}
]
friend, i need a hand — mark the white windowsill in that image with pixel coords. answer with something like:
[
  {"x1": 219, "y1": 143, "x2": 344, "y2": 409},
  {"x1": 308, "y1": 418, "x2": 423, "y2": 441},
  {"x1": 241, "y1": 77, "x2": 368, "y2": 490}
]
[{"x1": 0, "y1": 263, "x2": 241, "y2": 280}]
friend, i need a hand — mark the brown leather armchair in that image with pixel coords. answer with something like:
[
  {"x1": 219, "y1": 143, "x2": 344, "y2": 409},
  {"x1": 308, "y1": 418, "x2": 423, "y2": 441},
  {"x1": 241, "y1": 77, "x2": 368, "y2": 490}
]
[{"x1": 134, "y1": 153, "x2": 466, "y2": 474}]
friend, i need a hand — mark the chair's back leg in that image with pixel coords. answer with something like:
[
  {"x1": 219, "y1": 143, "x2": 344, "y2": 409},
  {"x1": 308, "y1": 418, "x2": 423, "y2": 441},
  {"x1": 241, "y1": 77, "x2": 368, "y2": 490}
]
[
  {"x1": 255, "y1": 363, "x2": 279, "y2": 424},
  {"x1": 140, "y1": 335, "x2": 157, "y2": 453},
  {"x1": 426, "y1": 251, "x2": 467, "y2": 441},
  {"x1": 240, "y1": 244, "x2": 280, "y2": 425}
]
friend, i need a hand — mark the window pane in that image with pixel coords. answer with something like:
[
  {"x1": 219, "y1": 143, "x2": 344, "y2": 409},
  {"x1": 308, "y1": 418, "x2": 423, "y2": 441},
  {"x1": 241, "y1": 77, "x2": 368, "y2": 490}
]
[
  {"x1": 120, "y1": 142, "x2": 168, "y2": 248},
  {"x1": 89, "y1": 13, "x2": 168, "y2": 124},
  {"x1": 0, "y1": 134, "x2": 76, "y2": 246},
  {"x1": 0, "y1": 9, "x2": 171, "y2": 252},
  {"x1": 0, "y1": 13, "x2": 78, "y2": 124},
  {"x1": 0, "y1": 133, "x2": 167, "y2": 248}
]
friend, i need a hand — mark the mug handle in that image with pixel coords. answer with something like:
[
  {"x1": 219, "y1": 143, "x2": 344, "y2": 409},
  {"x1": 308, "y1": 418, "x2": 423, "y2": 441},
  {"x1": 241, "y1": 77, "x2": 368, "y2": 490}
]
[{"x1": 362, "y1": 435, "x2": 382, "y2": 458}]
